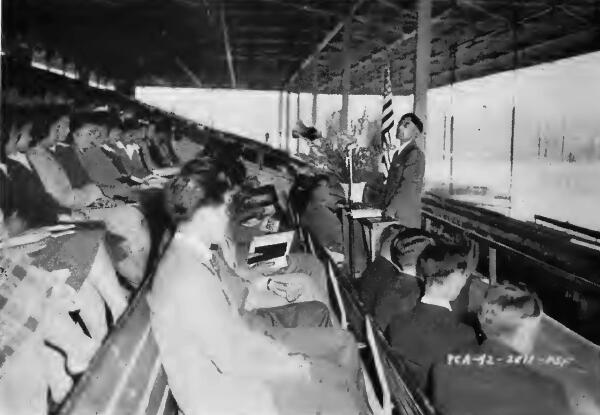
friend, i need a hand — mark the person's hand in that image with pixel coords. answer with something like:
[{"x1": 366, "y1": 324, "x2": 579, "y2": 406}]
[
  {"x1": 267, "y1": 278, "x2": 302, "y2": 303},
  {"x1": 85, "y1": 184, "x2": 105, "y2": 202}
]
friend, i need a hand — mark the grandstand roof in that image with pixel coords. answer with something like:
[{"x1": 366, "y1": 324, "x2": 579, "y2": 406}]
[{"x1": 3, "y1": 0, "x2": 600, "y2": 94}]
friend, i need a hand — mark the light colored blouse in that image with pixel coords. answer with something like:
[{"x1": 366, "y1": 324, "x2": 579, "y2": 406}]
[
  {"x1": 27, "y1": 147, "x2": 99, "y2": 209},
  {"x1": 147, "y1": 232, "x2": 311, "y2": 415}
]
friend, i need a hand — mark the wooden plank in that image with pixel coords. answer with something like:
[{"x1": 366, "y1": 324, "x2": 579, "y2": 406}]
[{"x1": 286, "y1": 0, "x2": 369, "y2": 86}]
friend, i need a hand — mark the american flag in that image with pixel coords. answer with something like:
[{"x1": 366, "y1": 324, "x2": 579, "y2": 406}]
[{"x1": 381, "y1": 65, "x2": 395, "y2": 169}]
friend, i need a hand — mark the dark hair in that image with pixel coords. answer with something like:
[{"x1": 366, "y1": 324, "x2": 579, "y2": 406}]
[
  {"x1": 29, "y1": 105, "x2": 72, "y2": 146},
  {"x1": 416, "y1": 241, "x2": 470, "y2": 286},
  {"x1": 164, "y1": 156, "x2": 244, "y2": 224},
  {"x1": 121, "y1": 117, "x2": 143, "y2": 131},
  {"x1": 70, "y1": 110, "x2": 119, "y2": 134},
  {"x1": 390, "y1": 227, "x2": 434, "y2": 270},
  {"x1": 399, "y1": 113, "x2": 424, "y2": 133},
  {"x1": 479, "y1": 284, "x2": 542, "y2": 338}
]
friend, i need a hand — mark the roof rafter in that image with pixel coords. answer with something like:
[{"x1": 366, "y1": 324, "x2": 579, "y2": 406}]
[{"x1": 285, "y1": 0, "x2": 370, "y2": 88}]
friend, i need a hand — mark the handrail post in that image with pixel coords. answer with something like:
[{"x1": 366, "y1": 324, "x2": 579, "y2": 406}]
[{"x1": 489, "y1": 246, "x2": 497, "y2": 285}]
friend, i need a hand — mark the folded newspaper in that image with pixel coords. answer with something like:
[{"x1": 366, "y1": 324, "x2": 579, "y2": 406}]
[{"x1": 247, "y1": 231, "x2": 294, "y2": 270}]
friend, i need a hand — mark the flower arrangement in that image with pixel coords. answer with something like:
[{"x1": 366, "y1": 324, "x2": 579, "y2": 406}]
[{"x1": 295, "y1": 108, "x2": 385, "y2": 184}]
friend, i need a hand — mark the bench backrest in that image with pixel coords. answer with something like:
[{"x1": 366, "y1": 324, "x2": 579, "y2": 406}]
[{"x1": 58, "y1": 282, "x2": 178, "y2": 415}]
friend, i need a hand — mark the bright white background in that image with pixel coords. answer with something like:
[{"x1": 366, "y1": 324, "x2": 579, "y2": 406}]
[{"x1": 137, "y1": 51, "x2": 600, "y2": 230}]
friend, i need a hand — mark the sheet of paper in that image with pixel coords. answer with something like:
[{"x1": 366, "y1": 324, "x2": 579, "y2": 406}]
[{"x1": 350, "y1": 209, "x2": 382, "y2": 219}]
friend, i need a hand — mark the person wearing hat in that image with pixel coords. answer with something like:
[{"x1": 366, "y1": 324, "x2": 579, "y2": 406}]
[
  {"x1": 429, "y1": 284, "x2": 571, "y2": 415},
  {"x1": 377, "y1": 113, "x2": 426, "y2": 228},
  {"x1": 359, "y1": 226, "x2": 434, "y2": 331}
]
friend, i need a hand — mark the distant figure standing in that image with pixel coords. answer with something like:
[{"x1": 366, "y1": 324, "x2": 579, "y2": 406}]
[
  {"x1": 265, "y1": 132, "x2": 270, "y2": 144},
  {"x1": 379, "y1": 113, "x2": 426, "y2": 228}
]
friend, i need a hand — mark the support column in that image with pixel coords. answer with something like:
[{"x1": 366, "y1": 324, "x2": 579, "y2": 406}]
[
  {"x1": 296, "y1": 90, "x2": 301, "y2": 153},
  {"x1": 340, "y1": 16, "x2": 352, "y2": 133},
  {"x1": 278, "y1": 90, "x2": 284, "y2": 149},
  {"x1": 285, "y1": 91, "x2": 291, "y2": 152},
  {"x1": 508, "y1": 9, "x2": 519, "y2": 215},
  {"x1": 312, "y1": 61, "x2": 319, "y2": 126},
  {"x1": 449, "y1": 115, "x2": 455, "y2": 195},
  {"x1": 413, "y1": 0, "x2": 432, "y2": 150}
]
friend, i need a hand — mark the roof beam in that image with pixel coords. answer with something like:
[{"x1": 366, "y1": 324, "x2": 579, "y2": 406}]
[
  {"x1": 375, "y1": 0, "x2": 403, "y2": 13},
  {"x1": 174, "y1": 56, "x2": 202, "y2": 87},
  {"x1": 253, "y1": 0, "x2": 338, "y2": 18},
  {"x1": 456, "y1": 0, "x2": 511, "y2": 25},
  {"x1": 285, "y1": 0, "x2": 369, "y2": 87},
  {"x1": 220, "y1": 2, "x2": 237, "y2": 88}
]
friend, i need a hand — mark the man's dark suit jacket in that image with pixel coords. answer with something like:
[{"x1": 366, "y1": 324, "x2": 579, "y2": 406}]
[
  {"x1": 380, "y1": 141, "x2": 425, "y2": 228},
  {"x1": 387, "y1": 302, "x2": 477, "y2": 390},
  {"x1": 430, "y1": 339, "x2": 571, "y2": 415},
  {"x1": 358, "y1": 256, "x2": 421, "y2": 331}
]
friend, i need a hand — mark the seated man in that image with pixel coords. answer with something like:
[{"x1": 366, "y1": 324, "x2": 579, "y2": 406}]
[
  {"x1": 115, "y1": 118, "x2": 152, "y2": 179},
  {"x1": 70, "y1": 111, "x2": 144, "y2": 200},
  {"x1": 429, "y1": 284, "x2": 570, "y2": 415},
  {"x1": 387, "y1": 241, "x2": 478, "y2": 390},
  {"x1": 359, "y1": 226, "x2": 433, "y2": 331}
]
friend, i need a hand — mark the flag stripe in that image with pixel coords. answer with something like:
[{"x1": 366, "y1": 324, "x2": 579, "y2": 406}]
[
  {"x1": 381, "y1": 65, "x2": 394, "y2": 147},
  {"x1": 382, "y1": 112, "x2": 393, "y2": 125}
]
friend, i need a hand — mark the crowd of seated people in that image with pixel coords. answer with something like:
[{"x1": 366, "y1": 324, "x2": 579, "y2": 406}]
[
  {"x1": 1, "y1": 82, "x2": 386, "y2": 413},
  {"x1": 0, "y1": 98, "x2": 202, "y2": 414},
  {"x1": 293, "y1": 154, "x2": 595, "y2": 414},
  {"x1": 350, "y1": 219, "x2": 594, "y2": 414},
  {"x1": 149, "y1": 154, "x2": 375, "y2": 414}
]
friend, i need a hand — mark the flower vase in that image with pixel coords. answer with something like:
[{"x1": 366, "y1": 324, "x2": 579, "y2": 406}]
[{"x1": 340, "y1": 182, "x2": 366, "y2": 204}]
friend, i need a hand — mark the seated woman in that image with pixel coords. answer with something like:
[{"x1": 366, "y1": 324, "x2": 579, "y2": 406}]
[
  {"x1": 3, "y1": 109, "x2": 70, "y2": 232},
  {"x1": 300, "y1": 174, "x2": 344, "y2": 254},
  {"x1": 149, "y1": 157, "x2": 371, "y2": 415},
  {"x1": 25, "y1": 105, "x2": 108, "y2": 209},
  {"x1": 18, "y1": 108, "x2": 149, "y2": 290}
]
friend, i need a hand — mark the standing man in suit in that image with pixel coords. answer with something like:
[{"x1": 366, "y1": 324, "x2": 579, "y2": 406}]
[
  {"x1": 380, "y1": 113, "x2": 426, "y2": 228},
  {"x1": 387, "y1": 241, "x2": 479, "y2": 390},
  {"x1": 429, "y1": 284, "x2": 570, "y2": 415}
]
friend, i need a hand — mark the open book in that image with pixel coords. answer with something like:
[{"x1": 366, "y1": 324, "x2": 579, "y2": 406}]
[{"x1": 247, "y1": 230, "x2": 294, "y2": 270}]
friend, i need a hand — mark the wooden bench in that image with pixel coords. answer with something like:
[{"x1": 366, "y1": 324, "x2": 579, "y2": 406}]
[{"x1": 58, "y1": 280, "x2": 178, "y2": 415}]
